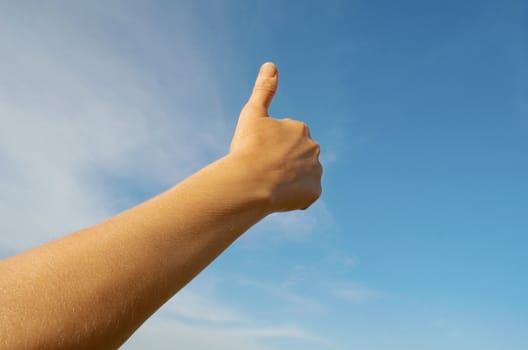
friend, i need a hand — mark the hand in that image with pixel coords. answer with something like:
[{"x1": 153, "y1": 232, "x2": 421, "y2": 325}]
[{"x1": 230, "y1": 62, "x2": 322, "y2": 212}]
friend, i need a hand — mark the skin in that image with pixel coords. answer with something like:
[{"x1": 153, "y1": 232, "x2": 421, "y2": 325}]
[{"x1": 0, "y1": 62, "x2": 322, "y2": 350}]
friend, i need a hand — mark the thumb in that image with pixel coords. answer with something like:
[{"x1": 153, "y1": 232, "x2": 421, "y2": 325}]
[{"x1": 246, "y1": 62, "x2": 278, "y2": 115}]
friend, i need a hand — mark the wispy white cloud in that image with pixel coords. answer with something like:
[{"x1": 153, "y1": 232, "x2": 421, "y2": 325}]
[
  {"x1": 334, "y1": 282, "x2": 385, "y2": 304},
  {"x1": 124, "y1": 316, "x2": 272, "y2": 350},
  {"x1": 237, "y1": 277, "x2": 323, "y2": 313},
  {"x1": 342, "y1": 255, "x2": 360, "y2": 267},
  {"x1": 124, "y1": 314, "x2": 333, "y2": 350},
  {"x1": 0, "y1": 2, "x2": 230, "y2": 253},
  {"x1": 123, "y1": 281, "x2": 331, "y2": 349},
  {"x1": 162, "y1": 289, "x2": 247, "y2": 324}
]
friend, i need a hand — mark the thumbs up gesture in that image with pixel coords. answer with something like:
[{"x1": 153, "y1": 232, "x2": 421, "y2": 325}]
[{"x1": 230, "y1": 63, "x2": 322, "y2": 212}]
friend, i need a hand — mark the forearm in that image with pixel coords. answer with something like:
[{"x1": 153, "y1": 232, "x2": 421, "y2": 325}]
[
  {"x1": 0, "y1": 62, "x2": 322, "y2": 350},
  {"x1": 0, "y1": 154, "x2": 269, "y2": 350}
]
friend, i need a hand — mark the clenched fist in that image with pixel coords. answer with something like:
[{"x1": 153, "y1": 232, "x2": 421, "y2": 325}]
[{"x1": 230, "y1": 63, "x2": 322, "y2": 212}]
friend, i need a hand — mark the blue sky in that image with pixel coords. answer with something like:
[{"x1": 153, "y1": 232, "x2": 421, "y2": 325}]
[{"x1": 1, "y1": 1, "x2": 526, "y2": 349}]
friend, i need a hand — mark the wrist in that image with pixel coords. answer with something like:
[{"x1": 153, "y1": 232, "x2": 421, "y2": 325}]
[{"x1": 222, "y1": 152, "x2": 274, "y2": 216}]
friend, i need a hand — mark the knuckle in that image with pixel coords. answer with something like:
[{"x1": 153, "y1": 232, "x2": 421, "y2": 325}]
[
  {"x1": 316, "y1": 161, "x2": 323, "y2": 175},
  {"x1": 312, "y1": 186, "x2": 322, "y2": 203},
  {"x1": 294, "y1": 121, "x2": 311, "y2": 138},
  {"x1": 301, "y1": 182, "x2": 322, "y2": 211},
  {"x1": 313, "y1": 141, "x2": 321, "y2": 156},
  {"x1": 301, "y1": 189, "x2": 321, "y2": 211},
  {"x1": 292, "y1": 120, "x2": 308, "y2": 135},
  {"x1": 282, "y1": 118, "x2": 310, "y2": 136},
  {"x1": 303, "y1": 124, "x2": 311, "y2": 136}
]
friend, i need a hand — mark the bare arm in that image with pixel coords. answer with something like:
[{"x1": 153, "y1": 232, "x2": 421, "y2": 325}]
[{"x1": 0, "y1": 63, "x2": 322, "y2": 350}]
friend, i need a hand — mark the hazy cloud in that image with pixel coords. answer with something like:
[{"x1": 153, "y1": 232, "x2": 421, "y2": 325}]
[
  {"x1": 0, "y1": 2, "x2": 230, "y2": 253},
  {"x1": 334, "y1": 282, "x2": 385, "y2": 304}
]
